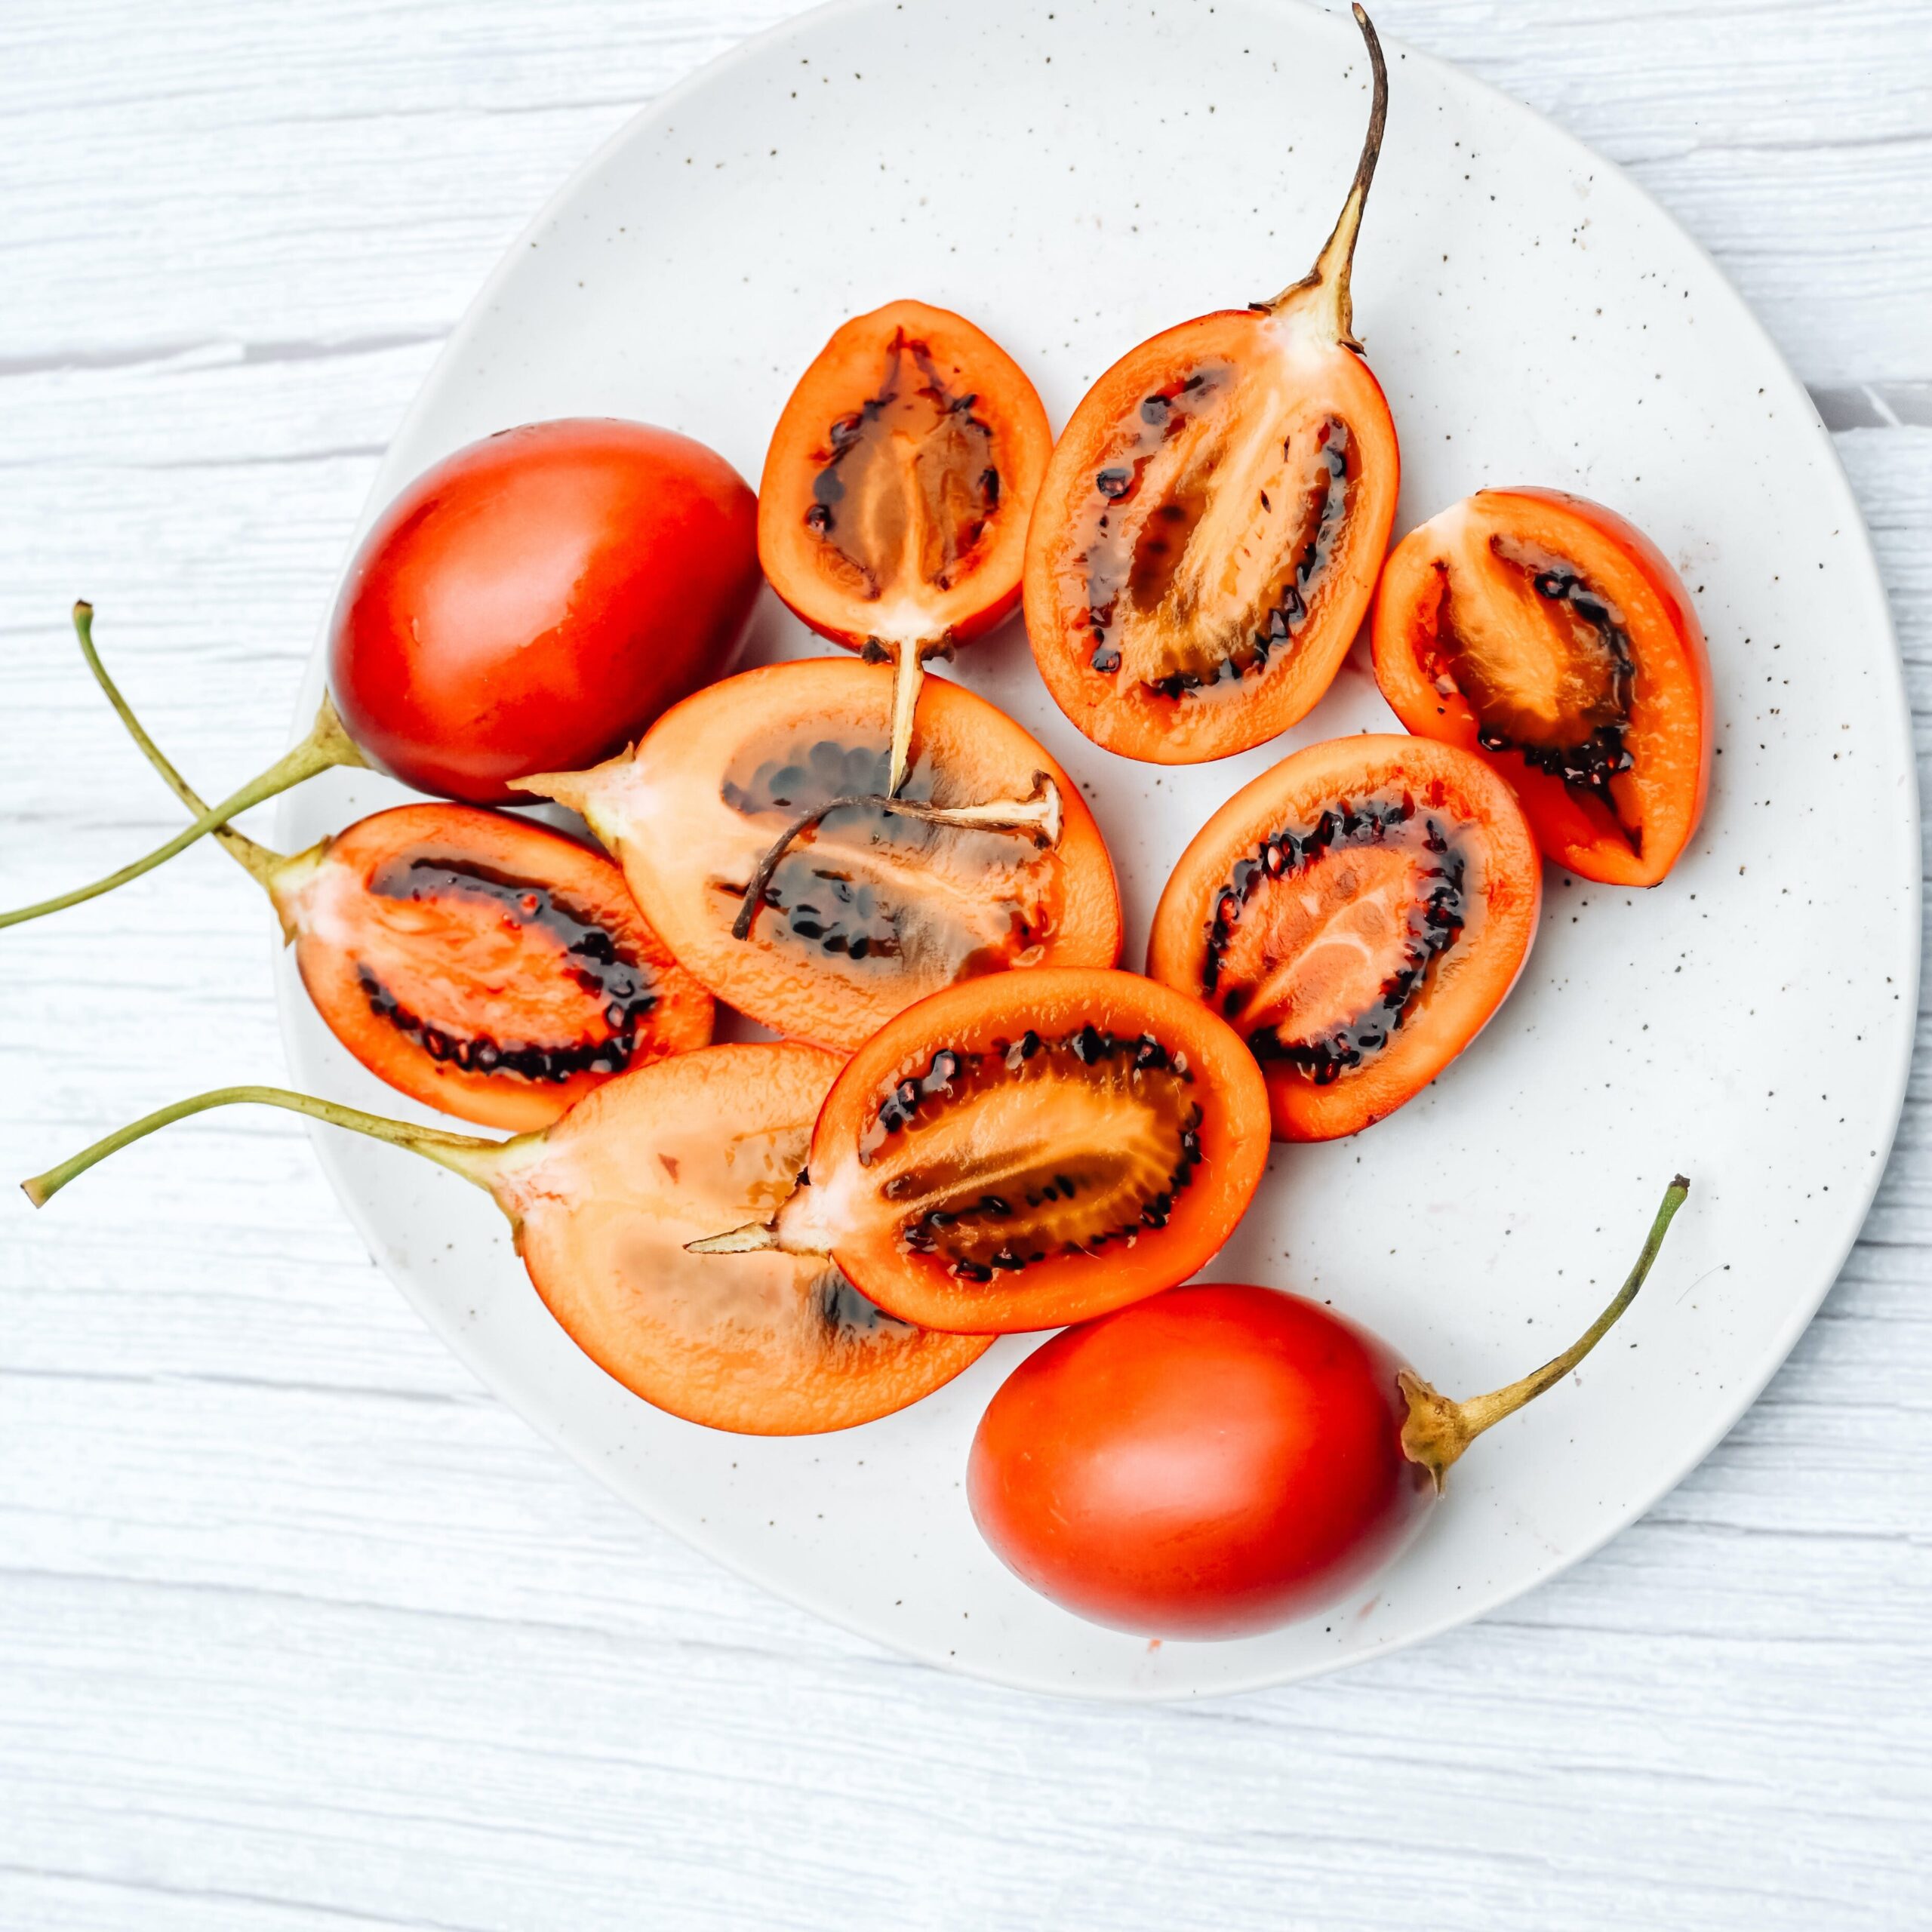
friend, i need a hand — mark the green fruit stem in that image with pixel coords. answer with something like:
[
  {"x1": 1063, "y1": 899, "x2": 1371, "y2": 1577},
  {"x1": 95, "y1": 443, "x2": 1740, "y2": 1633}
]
[
  {"x1": 0, "y1": 608, "x2": 364, "y2": 928},
  {"x1": 72, "y1": 601, "x2": 286, "y2": 891},
  {"x1": 21, "y1": 1085, "x2": 515, "y2": 1208},
  {"x1": 1398, "y1": 1175, "x2": 1692, "y2": 1491}
]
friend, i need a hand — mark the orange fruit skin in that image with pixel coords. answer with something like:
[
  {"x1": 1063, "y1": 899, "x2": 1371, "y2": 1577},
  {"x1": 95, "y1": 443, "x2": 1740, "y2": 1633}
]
[{"x1": 331, "y1": 420, "x2": 759, "y2": 803}]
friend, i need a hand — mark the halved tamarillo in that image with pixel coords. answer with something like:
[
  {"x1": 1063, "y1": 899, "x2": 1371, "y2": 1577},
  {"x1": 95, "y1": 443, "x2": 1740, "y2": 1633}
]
[
  {"x1": 70, "y1": 606, "x2": 709, "y2": 1131},
  {"x1": 521, "y1": 657, "x2": 1121, "y2": 1052},
  {"x1": 23, "y1": 1046, "x2": 990, "y2": 1435},
  {"x1": 690, "y1": 968, "x2": 1271, "y2": 1334},
  {"x1": 1149, "y1": 734, "x2": 1540, "y2": 1141},
  {"x1": 1023, "y1": 5, "x2": 1399, "y2": 764},
  {"x1": 1371, "y1": 488, "x2": 1712, "y2": 886},
  {"x1": 3, "y1": 420, "x2": 759, "y2": 928},
  {"x1": 968, "y1": 1178, "x2": 1690, "y2": 1636},
  {"x1": 760, "y1": 300, "x2": 1052, "y2": 794}
]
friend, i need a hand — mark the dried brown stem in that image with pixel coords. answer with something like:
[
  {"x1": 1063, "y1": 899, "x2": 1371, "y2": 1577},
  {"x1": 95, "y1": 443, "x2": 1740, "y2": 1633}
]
[
  {"x1": 728, "y1": 773, "x2": 1063, "y2": 943},
  {"x1": 1261, "y1": 4, "x2": 1389, "y2": 349}
]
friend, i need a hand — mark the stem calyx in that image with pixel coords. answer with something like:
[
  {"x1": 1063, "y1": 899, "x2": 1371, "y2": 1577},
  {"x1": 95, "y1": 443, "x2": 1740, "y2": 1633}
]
[
  {"x1": 1398, "y1": 1175, "x2": 1690, "y2": 1492},
  {"x1": 1259, "y1": 4, "x2": 1389, "y2": 352}
]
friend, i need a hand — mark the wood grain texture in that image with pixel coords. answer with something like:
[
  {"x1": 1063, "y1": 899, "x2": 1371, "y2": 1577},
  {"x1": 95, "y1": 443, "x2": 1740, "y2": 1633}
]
[{"x1": 1, "y1": 1, "x2": 1927, "y2": 1926}]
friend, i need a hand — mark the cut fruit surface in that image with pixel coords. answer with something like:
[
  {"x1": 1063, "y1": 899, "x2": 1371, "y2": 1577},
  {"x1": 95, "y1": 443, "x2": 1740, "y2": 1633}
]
[
  {"x1": 522, "y1": 658, "x2": 1121, "y2": 1051},
  {"x1": 499, "y1": 1044, "x2": 990, "y2": 1433},
  {"x1": 1023, "y1": 7, "x2": 1399, "y2": 764},
  {"x1": 282, "y1": 804, "x2": 713, "y2": 1131},
  {"x1": 1149, "y1": 736, "x2": 1540, "y2": 1140},
  {"x1": 760, "y1": 300, "x2": 1050, "y2": 654},
  {"x1": 1026, "y1": 315, "x2": 1397, "y2": 762},
  {"x1": 1371, "y1": 488, "x2": 1711, "y2": 886},
  {"x1": 706, "y1": 968, "x2": 1271, "y2": 1334}
]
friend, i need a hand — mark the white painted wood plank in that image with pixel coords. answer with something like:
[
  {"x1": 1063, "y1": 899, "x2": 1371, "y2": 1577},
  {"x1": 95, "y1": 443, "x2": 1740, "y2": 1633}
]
[
  {"x1": 2, "y1": 1, "x2": 1929, "y2": 1927},
  {"x1": 0, "y1": 2, "x2": 1926, "y2": 384}
]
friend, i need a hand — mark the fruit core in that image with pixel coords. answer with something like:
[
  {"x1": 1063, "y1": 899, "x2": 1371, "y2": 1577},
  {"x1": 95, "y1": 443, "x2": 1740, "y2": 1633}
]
[
  {"x1": 354, "y1": 852, "x2": 657, "y2": 1082},
  {"x1": 857, "y1": 1027, "x2": 1204, "y2": 1282},
  {"x1": 803, "y1": 329, "x2": 1001, "y2": 623},
  {"x1": 1201, "y1": 795, "x2": 1470, "y2": 1084},
  {"x1": 1428, "y1": 536, "x2": 1637, "y2": 817},
  {"x1": 718, "y1": 732, "x2": 1060, "y2": 979},
  {"x1": 1078, "y1": 365, "x2": 1355, "y2": 698},
  {"x1": 618, "y1": 1113, "x2": 915, "y2": 1349}
]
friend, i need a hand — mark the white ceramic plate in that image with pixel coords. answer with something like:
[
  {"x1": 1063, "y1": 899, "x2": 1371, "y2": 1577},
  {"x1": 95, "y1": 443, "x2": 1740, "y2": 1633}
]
[{"x1": 275, "y1": 0, "x2": 1916, "y2": 1699}]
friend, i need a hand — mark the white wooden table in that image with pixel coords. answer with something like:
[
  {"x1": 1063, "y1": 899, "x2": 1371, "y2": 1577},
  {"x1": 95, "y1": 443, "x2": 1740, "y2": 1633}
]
[{"x1": 2, "y1": 3, "x2": 1927, "y2": 1924}]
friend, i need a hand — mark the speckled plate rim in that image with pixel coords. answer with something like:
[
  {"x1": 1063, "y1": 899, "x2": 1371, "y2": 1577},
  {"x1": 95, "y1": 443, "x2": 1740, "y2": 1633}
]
[{"x1": 275, "y1": 0, "x2": 1919, "y2": 1700}]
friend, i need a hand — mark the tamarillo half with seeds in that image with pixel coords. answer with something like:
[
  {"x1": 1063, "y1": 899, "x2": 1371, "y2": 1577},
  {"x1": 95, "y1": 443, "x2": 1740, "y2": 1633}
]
[
  {"x1": 1149, "y1": 734, "x2": 1540, "y2": 1141},
  {"x1": 759, "y1": 300, "x2": 1052, "y2": 798},
  {"x1": 1371, "y1": 488, "x2": 1712, "y2": 886},
  {"x1": 689, "y1": 968, "x2": 1270, "y2": 1334},
  {"x1": 1023, "y1": 5, "x2": 1399, "y2": 764},
  {"x1": 520, "y1": 657, "x2": 1121, "y2": 1052}
]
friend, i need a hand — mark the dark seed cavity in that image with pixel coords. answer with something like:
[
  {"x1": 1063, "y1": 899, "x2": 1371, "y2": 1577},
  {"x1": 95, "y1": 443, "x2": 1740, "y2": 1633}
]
[
  {"x1": 801, "y1": 328, "x2": 1000, "y2": 599},
  {"x1": 857, "y1": 1026, "x2": 1203, "y2": 1281},
  {"x1": 1434, "y1": 539, "x2": 1641, "y2": 828},
  {"x1": 1081, "y1": 380, "x2": 1353, "y2": 694},
  {"x1": 356, "y1": 857, "x2": 657, "y2": 1083},
  {"x1": 717, "y1": 732, "x2": 1056, "y2": 975}
]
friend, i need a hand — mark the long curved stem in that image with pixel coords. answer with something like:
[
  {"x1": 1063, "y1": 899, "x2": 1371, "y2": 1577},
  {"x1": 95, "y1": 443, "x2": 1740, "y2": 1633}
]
[
  {"x1": 1398, "y1": 1175, "x2": 1691, "y2": 1490},
  {"x1": 1261, "y1": 4, "x2": 1389, "y2": 346},
  {"x1": 0, "y1": 643, "x2": 365, "y2": 928},
  {"x1": 21, "y1": 1084, "x2": 515, "y2": 1208},
  {"x1": 72, "y1": 601, "x2": 284, "y2": 891},
  {"x1": 728, "y1": 773, "x2": 1063, "y2": 943}
]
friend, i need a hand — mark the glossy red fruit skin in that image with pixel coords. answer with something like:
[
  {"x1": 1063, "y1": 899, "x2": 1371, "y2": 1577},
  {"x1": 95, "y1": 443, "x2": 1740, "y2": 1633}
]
[
  {"x1": 968, "y1": 1283, "x2": 1437, "y2": 1638},
  {"x1": 329, "y1": 419, "x2": 761, "y2": 803}
]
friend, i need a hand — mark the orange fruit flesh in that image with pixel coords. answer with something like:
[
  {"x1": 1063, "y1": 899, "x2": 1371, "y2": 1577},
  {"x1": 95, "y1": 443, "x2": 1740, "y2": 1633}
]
[
  {"x1": 287, "y1": 804, "x2": 710, "y2": 1134},
  {"x1": 1429, "y1": 537, "x2": 1631, "y2": 752},
  {"x1": 858, "y1": 1033, "x2": 1204, "y2": 1281},
  {"x1": 803, "y1": 334, "x2": 999, "y2": 611},
  {"x1": 577, "y1": 659, "x2": 1121, "y2": 1051},
  {"x1": 758, "y1": 300, "x2": 1051, "y2": 651},
  {"x1": 717, "y1": 727, "x2": 1061, "y2": 984},
  {"x1": 793, "y1": 968, "x2": 1271, "y2": 1334},
  {"x1": 1088, "y1": 377, "x2": 1355, "y2": 698},
  {"x1": 498, "y1": 1044, "x2": 989, "y2": 1435},
  {"x1": 1148, "y1": 736, "x2": 1542, "y2": 1142},
  {"x1": 343, "y1": 854, "x2": 646, "y2": 1056},
  {"x1": 1215, "y1": 839, "x2": 1451, "y2": 1051},
  {"x1": 1025, "y1": 309, "x2": 1400, "y2": 764},
  {"x1": 1371, "y1": 488, "x2": 1712, "y2": 888}
]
